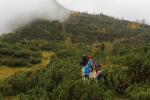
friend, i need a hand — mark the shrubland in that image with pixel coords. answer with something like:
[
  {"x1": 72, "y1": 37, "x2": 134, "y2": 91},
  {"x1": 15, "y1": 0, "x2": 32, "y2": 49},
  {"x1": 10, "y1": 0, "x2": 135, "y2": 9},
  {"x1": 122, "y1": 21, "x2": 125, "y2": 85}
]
[{"x1": 0, "y1": 12, "x2": 150, "y2": 99}]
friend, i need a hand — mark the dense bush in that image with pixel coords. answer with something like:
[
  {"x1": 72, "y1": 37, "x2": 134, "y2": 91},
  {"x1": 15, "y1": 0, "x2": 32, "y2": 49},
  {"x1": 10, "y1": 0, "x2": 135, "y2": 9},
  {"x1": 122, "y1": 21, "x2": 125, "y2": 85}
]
[
  {"x1": 56, "y1": 49, "x2": 74, "y2": 58},
  {"x1": 30, "y1": 57, "x2": 41, "y2": 64},
  {"x1": 126, "y1": 83, "x2": 150, "y2": 100},
  {"x1": 0, "y1": 48, "x2": 13, "y2": 55},
  {"x1": 0, "y1": 72, "x2": 35, "y2": 96},
  {"x1": 19, "y1": 88, "x2": 49, "y2": 100},
  {"x1": 52, "y1": 80, "x2": 113, "y2": 100},
  {"x1": 19, "y1": 80, "x2": 113, "y2": 100},
  {"x1": 0, "y1": 42, "x2": 42, "y2": 67},
  {"x1": 105, "y1": 66, "x2": 130, "y2": 94},
  {"x1": 124, "y1": 53, "x2": 150, "y2": 83},
  {"x1": 3, "y1": 58, "x2": 29, "y2": 67},
  {"x1": 108, "y1": 56, "x2": 124, "y2": 65}
]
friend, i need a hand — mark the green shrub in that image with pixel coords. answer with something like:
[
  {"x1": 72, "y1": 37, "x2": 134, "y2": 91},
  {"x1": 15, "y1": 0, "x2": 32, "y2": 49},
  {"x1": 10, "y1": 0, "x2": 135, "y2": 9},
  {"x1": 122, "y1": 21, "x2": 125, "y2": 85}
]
[
  {"x1": 125, "y1": 53, "x2": 150, "y2": 82},
  {"x1": 0, "y1": 72, "x2": 33, "y2": 96},
  {"x1": 0, "y1": 48, "x2": 13, "y2": 55},
  {"x1": 105, "y1": 66, "x2": 130, "y2": 94},
  {"x1": 30, "y1": 57, "x2": 41, "y2": 64},
  {"x1": 0, "y1": 42, "x2": 42, "y2": 67},
  {"x1": 19, "y1": 88, "x2": 49, "y2": 100},
  {"x1": 56, "y1": 49, "x2": 74, "y2": 58},
  {"x1": 109, "y1": 56, "x2": 124, "y2": 65},
  {"x1": 7, "y1": 58, "x2": 29, "y2": 67},
  {"x1": 0, "y1": 58, "x2": 29, "y2": 67},
  {"x1": 52, "y1": 80, "x2": 75, "y2": 100},
  {"x1": 52, "y1": 79, "x2": 113, "y2": 100},
  {"x1": 126, "y1": 83, "x2": 150, "y2": 100}
]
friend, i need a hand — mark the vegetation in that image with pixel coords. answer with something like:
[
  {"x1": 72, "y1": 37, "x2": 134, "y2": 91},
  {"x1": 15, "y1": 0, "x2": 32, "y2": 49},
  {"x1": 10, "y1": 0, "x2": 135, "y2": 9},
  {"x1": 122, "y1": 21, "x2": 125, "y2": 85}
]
[
  {"x1": 0, "y1": 52, "x2": 51, "y2": 81},
  {"x1": 0, "y1": 42, "x2": 42, "y2": 67},
  {"x1": 126, "y1": 83, "x2": 150, "y2": 100},
  {"x1": 0, "y1": 12, "x2": 150, "y2": 99}
]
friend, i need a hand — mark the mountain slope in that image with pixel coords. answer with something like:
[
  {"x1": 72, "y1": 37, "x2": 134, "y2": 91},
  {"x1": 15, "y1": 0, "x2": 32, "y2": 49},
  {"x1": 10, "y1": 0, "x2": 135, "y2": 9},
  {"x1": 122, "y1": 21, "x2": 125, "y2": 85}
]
[
  {"x1": 0, "y1": 12, "x2": 150, "y2": 100},
  {"x1": 1, "y1": 12, "x2": 150, "y2": 43}
]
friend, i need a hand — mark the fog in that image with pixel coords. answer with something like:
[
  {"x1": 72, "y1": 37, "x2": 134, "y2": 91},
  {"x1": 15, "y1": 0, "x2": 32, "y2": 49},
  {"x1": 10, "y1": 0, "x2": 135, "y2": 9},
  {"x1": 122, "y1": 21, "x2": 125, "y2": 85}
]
[
  {"x1": 1, "y1": 0, "x2": 150, "y2": 34},
  {"x1": 58, "y1": 0, "x2": 150, "y2": 24},
  {"x1": 0, "y1": 0, "x2": 70, "y2": 34}
]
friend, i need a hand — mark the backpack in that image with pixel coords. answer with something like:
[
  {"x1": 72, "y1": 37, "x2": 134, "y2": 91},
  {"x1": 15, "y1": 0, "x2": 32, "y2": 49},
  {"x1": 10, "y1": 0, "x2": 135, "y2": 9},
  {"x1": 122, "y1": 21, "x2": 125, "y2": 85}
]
[
  {"x1": 82, "y1": 66, "x2": 90, "y2": 75},
  {"x1": 87, "y1": 59, "x2": 94, "y2": 72},
  {"x1": 95, "y1": 62, "x2": 101, "y2": 70},
  {"x1": 96, "y1": 70, "x2": 105, "y2": 81}
]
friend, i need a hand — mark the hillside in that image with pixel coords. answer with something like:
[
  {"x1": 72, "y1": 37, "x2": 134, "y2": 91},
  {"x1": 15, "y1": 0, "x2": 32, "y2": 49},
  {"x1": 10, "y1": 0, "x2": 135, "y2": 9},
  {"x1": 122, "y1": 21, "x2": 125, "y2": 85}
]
[
  {"x1": 1, "y1": 12, "x2": 150, "y2": 43},
  {"x1": 0, "y1": 12, "x2": 150, "y2": 100}
]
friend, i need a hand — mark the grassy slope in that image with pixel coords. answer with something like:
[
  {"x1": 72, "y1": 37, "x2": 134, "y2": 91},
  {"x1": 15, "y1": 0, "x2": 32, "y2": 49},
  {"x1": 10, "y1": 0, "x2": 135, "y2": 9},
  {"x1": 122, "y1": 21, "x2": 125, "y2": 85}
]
[{"x1": 0, "y1": 52, "x2": 51, "y2": 81}]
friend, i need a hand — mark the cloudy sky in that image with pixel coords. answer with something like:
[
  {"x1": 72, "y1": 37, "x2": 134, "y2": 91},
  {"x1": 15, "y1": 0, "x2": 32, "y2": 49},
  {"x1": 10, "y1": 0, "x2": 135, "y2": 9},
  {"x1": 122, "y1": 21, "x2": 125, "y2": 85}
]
[{"x1": 57, "y1": 0, "x2": 150, "y2": 24}]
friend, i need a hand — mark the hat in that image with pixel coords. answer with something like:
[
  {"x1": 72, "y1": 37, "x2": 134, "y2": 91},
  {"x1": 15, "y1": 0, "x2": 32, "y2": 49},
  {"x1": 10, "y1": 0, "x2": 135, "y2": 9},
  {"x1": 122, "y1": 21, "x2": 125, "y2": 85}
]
[{"x1": 88, "y1": 55, "x2": 93, "y2": 59}]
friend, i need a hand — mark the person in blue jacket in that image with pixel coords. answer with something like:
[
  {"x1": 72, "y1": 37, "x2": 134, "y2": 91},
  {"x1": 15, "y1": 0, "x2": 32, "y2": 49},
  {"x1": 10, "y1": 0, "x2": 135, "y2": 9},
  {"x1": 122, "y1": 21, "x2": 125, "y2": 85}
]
[{"x1": 82, "y1": 64, "x2": 90, "y2": 81}]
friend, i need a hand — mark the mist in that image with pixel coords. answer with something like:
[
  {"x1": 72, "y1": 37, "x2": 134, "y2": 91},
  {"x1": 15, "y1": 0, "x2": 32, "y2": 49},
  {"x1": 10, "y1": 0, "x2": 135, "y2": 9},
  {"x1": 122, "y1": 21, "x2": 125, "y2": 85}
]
[
  {"x1": 58, "y1": 0, "x2": 150, "y2": 24},
  {"x1": 0, "y1": 0, "x2": 70, "y2": 34}
]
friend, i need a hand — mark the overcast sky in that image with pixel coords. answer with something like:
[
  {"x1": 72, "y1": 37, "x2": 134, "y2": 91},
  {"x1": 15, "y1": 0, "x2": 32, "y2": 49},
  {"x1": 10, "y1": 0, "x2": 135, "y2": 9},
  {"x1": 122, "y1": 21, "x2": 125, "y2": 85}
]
[{"x1": 57, "y1": 0, "x2": 150, "y2": 24}]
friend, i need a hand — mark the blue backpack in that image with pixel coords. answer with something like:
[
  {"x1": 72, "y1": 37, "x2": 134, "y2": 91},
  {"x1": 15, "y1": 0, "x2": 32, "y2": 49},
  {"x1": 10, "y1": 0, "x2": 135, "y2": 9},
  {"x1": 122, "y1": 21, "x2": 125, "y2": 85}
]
[{"x1": 82, "y1": 66, "x2": 90, "y2": 75}]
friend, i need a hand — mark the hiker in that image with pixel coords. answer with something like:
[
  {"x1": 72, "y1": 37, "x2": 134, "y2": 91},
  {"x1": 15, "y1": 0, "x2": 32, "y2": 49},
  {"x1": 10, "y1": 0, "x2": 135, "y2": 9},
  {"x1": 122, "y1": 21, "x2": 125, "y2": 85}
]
[
  {"x1": 95, "y1": 62, "x2": 104, "y2": 81},
  {"x1": 80, "y1": 55, "x2": 88, "y2": 77},
  {"x1": 82, "y1": 64, "x2": 90, "y2": 81},
  {"x1": 94, "y1": 61, "x2": 102, "y2": 73},
  {"x1": 87, "y1": 55, "x2": 94, "y2": 72},
  {"x1": 80, "y1": 55, "x2": 88, "y2": 67}
]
